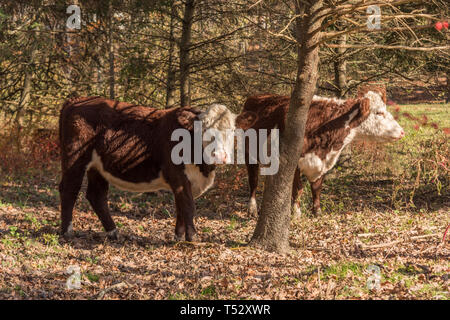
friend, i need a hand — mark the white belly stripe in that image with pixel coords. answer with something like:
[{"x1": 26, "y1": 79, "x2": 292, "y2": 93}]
[
  {"x1": 87, "y1": 150, "x2": 171, "y2": 192},
  {"x1": 298, "y1": 129, "x2": 356, "y2": 182},
  {"x1": 87, "y1": 151, "x2": 215, "y2": 197}
]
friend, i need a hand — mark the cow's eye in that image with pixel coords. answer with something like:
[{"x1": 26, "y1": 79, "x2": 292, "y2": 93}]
[{"x1": 376, "y1": 112, "x2": 385, "y2": 117}]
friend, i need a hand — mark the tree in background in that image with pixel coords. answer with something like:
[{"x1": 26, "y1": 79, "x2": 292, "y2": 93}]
[
  {"x1": 250, "y1": 0, "x2": 326, "y2": 253},
  {"x1": 0, "y1": 0, "x2": 448, "y2": 252},
  {"x1": 249, "y1": 0, "x2": 449, "y2": 253}
]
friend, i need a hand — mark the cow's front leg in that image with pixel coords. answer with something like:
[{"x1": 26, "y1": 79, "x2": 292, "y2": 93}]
[
  {"x1": 310, "y1": 176, "x2": 325, "y2": 216},
  {"x1": 172, "y1": 179, "x2": 196, "y2": 242},
  {"x1": 174, "y1": 208, "x2": 186, "y2": 241}
]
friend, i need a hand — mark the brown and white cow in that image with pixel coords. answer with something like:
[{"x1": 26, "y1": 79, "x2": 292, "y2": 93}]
[
  {"x1": 58, "y1": 96, "x2": 256, "y2": 241},
  {"x1": 240, "y1": 88, "x2": 405, "y2": 217}
]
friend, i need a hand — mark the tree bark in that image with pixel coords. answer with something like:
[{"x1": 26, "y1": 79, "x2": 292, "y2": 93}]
[
  {"x1": 93, "y1": 14, "x2": 103, "y2": 95},
  {"x1": 179, "y1": 0, "x2": 195, "y2": 107},
  {"x1": 249, "y1": 0, "x2": 325, "y2": 253},
  {"x1": 334, "y1": 34, "x2": 347, "y2": 98},
  {"x1": 166, "y1": 4, "x2": 177, "y2": 108},
  {"x1": 108, "y1": 4, "x2": 115, "y2": 100},
  {"x1": 65, "y1": 0, "x2": 78, "y2": 85},
  {"x1": 13, "y1": 41, "x2": 37, "y2": 150}
]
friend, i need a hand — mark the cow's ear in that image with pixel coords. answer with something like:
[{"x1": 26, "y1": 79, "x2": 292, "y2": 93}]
[
  {"x1": 357, "y1": 85, "x2": 386, "y2": 104},
  {"x1": 349, "y1": 98, "x2": 371, "y2": 128},
  {"x1": 235, "y1": 111, "x2": 258, "y2": 130},
  {"x1": 360, "y1": 97, "x2": 371, "y2": 118},
  {"x1": 177, "y1": 109, "x2": 198, "y2": 130}
]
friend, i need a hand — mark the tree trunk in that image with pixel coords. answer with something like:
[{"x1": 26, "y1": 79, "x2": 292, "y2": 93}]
[
  {"x1": 166, "y1": 4, "x2": 177, "y2": 108},
  {"x1": 334, "y1": 34, "x2": 347, "y2": 98},
  {"x1": 179, "y1": 0, "x2": 195, "y2": 107},
  {"x1": 92, "y1": 13, "x2": 103, "y2": 95},
  {"x1": 108, "y1": 5, "x2": 115, "y2": 100},
  {"x1": 66, "y1": 31, "x2": 74, "y2": 82},
  {"x1": 249, "y1": 0, "x2": 325, "y2": 253},
  {"x1": 65, "y1": 0, "x2": 78, "y2": 85},
  {"x1": 13, "y1": 44, "x2": 36, "y2": 150}
]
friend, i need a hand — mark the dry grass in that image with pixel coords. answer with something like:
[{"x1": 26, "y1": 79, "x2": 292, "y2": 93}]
[{"x1": 0, "y1": 104, "x2": 448, "y2": 300}]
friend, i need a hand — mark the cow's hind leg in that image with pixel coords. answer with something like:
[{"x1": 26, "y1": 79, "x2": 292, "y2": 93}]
[
  {"x1": 86, "y1": 168, "x2": 118, "y2": 239},
  {"x1": 246, "y1": 163, "x2": 259, "y2": 216},
  {"x1": 310, "y1": 176, "x2": 325, "y2": 216},
  {"x1": 59, "y1": 165, "x2": 86, "y2": 238},
  {"x1": 291, "y1": 166, "x2": 303, "y2": 221}
]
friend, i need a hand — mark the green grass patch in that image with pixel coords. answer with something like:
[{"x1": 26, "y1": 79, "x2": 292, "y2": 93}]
[{"x1": 321, "y1": 262, "x2": 365, "y2": 281}]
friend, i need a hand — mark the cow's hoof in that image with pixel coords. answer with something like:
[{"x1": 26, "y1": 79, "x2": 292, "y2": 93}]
[
  {"x1": 106, "y1": 229, "x2": 120, "y2": 241},
  {"x1": 248, "y1": 198, "x2": 258, "y2": 217},
  {"x1": 174, "y1": 234, "x2": 184, "y2": 242},
  {"x1": 62, "y1": 230, "x2": 74, "y2": 239},
  {"x1": 291, "y1": 204, "x2": 302, "y2": 221},
  {"x1": 312, "y1": 208, "x2": 322, "y2": 217},
  {"x1": 61, "y1": 222, "x2": 74, "y2": 239},
  {"x1": 185, "y1": 233, "x2": 197, "y2": 242}
]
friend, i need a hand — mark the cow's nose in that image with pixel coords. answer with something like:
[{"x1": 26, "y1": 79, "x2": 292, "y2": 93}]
[
  {"x1": 220, "y1": 153, "x2": 228, "y2": 163},
  {"x1": 212, "y1": 151, "x2": 227, "y2": 163},
  {"x1": 400, "y1": 130, "x2": 405, "y2": 137}
]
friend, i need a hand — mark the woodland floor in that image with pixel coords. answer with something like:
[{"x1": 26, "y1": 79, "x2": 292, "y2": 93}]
[{"x1": 0, "y1": 103, "x2": 448, "y2": 300}]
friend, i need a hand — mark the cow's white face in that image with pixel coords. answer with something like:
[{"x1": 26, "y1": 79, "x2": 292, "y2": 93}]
[
  {"x1": 203, "y1": 128, "x2": 236, "y2": 164},
  {"x1": 199, "y1": 104, "x2": 236, "y2": 164},
  {"x1": 199, "y1": 104, "x2": 258, "y2": 165},
  {"x1": 354, "y1": 91, "x2": 405, "y2": 142}
]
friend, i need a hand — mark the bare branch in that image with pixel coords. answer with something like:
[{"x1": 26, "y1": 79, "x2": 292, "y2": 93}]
[{"x1": 325, "y1": 43, "x2": 450, "y2": 51}]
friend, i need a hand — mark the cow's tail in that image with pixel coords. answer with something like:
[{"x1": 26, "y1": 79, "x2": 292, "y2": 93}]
[
  {"x1": 59, "y1": 93, "x2": 82, "y2": 150},
  {"x1": 59, "y1": 95, "x2": 102, "y2": 146}
]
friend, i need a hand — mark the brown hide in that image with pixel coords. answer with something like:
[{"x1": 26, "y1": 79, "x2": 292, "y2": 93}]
[
  {"x1": 59, "y1": 96, "x2": 215, "y2": 241},
  {"x1": 241, "y1": 93, "x2": 371, "y2": 216},
  {"x1": 242, "y1": 94, "x2": 370, "y2": 159}
]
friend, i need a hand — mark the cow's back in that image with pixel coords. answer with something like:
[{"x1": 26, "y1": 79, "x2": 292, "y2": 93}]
[
  {"x1": 60, "y1": 97, "x2": 168, "y2": 131},
  {"x1": 242, "y1": 94, "x2": 290, "y2": 131},
  {"x1": 307, "y1": 97, "x2": 359, "y2": 134},
  {"x1": 59, "y1": 97, "x2": 199, "y2": 180},
  {"x1": 242, "y1": 94, "x2": 359, "y2": 135}
]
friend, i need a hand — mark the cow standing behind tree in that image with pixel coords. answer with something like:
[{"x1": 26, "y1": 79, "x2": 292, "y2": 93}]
[
  {"x1": 240, "y1": 87, "x2": 405, "y2": 218},
  {"x1": 58, "y1": 96, "x2": 256, "y2": 241}
]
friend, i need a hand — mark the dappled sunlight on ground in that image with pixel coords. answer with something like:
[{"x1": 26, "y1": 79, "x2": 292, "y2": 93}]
[{"x1": 0, "y1": 104, "x2": 448, "y2": 299}]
